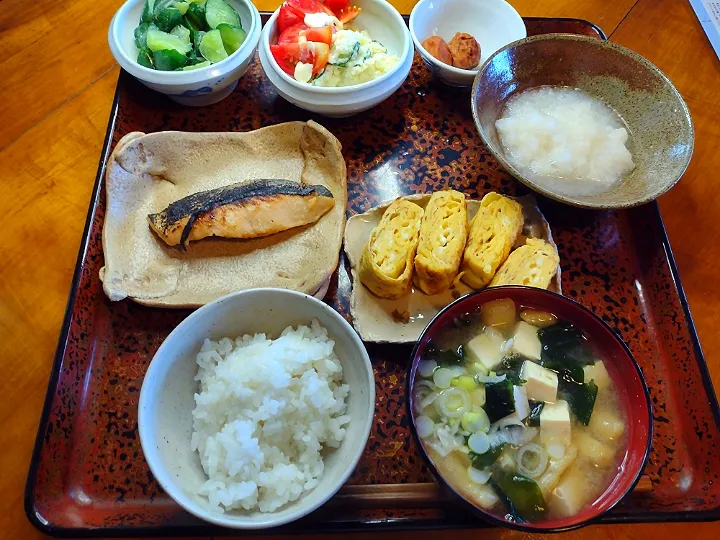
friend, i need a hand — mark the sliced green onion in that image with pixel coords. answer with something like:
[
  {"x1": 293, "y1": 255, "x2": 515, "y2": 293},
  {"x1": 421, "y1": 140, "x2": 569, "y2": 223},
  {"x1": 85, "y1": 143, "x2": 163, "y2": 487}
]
[
  {"x1": 468, "y1": 431, "x2": 490, "y2": 454},
  {"x1": 516, "y1": 443, "x2": 549, "y2": 478},
  {"x1": 468, "y1": 466, "x2": 491, "y2": 484},
  {"x1": 436, "y1": 388, "x2": 471, "y2": 419},
  {"x1": 462, "y1": 408, "x2": 490, "y2": 433},
  {"x1": 418, "y1": 359, "x2": 437, "y2": 378},
  {"x1": 415, "y1": 415, "x2": 434, "y2": 438},
  {"x1": 433, "y1": 367, "x2": 454, "y2": 389}
]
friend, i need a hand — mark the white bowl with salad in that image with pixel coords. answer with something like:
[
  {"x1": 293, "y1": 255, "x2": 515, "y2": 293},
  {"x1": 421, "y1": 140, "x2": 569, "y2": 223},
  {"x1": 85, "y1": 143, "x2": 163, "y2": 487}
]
[
  {"x1": 109, "y1": 0, "x2": 261, "y2": 106},
  {"x1": 258, "y1": 0, "x2": 413, "y2": 117}
]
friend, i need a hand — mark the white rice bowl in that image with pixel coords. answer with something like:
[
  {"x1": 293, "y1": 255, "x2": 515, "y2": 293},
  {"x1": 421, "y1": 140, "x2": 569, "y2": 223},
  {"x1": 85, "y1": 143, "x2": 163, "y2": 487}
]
[{"x1": 191, "y1": 319, "x2": 350, "y2": 514}]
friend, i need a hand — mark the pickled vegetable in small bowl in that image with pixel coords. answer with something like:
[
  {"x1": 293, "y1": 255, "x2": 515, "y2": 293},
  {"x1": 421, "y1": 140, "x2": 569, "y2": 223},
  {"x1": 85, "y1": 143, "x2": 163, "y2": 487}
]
[
  {"x1": 109, "y1": 0, "x2": 261, "y2": 105},
  {"x1": 408, "y1": 286, "x2": 651, "y2": 532},
  {"x1": 134, "y1": 0, "x2": 247, "y2": 71}
]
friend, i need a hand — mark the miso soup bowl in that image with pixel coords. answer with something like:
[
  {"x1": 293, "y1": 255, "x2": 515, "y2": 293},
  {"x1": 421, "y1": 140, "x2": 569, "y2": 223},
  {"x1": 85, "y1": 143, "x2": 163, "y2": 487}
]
[{"x1": 408, "y1": 286, "x2": 652, "y2": 532}]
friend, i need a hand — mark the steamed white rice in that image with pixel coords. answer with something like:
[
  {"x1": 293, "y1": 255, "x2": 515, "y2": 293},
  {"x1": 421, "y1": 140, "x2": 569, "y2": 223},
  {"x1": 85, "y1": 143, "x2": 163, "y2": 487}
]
[{"x1": 191, "y1": 320, "x2": 350, "y2": 513}]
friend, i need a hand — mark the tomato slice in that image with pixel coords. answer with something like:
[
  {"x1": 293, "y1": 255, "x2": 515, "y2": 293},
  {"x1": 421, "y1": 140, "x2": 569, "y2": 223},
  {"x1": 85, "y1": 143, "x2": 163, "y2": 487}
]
[
  {"x1": 305, "y1": 26, "x2": 333, "y2": 44},
  {"x1": 278, "y1": 23, "x2": 333, "y2": 45},
  {"x1": 278, "y1": 5, "x2": 303, "y2": 32},
  {"x1": 312, "y1": 42, "x2": 330, "y2": 74},
  {"x1": 271, "y1": 42, "x2": 327, "y2": 78},
  {"x1": 324, "y1": 0, "x2": 349, "y2": 15},
  {"x1": 285, "y1": 0, "x2": 335, "y2": 18},
  {"x1": 337, "y1": 5, "x2": 361, "y2": 24},
  {"x1": 270, "y1": 43, "x2": 304, "y2": 76},
  {"x1": 278, "y1": 22, "x2": 308, "y2": 44}
]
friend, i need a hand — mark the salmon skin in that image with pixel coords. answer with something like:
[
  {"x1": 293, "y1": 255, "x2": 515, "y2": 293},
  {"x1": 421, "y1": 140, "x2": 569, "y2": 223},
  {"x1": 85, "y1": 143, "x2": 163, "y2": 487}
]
[{"x1": 147, "y1": 179, "x2": 335, "y2": 248}]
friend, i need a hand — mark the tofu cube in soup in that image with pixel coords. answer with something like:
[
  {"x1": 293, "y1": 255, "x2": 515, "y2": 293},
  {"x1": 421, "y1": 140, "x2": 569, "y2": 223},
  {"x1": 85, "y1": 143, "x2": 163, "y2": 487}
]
[
  {"x1": 583, "y1": 360, "x2": 611, "y2": 390},
  {"x1": 540, "y1": 400, "x2": 571, "y2": 445},
  {"x1": 550, "y1": 465, "x2": 591, "y2": 517},
  {"x1": 521, "y1": 361, "x2": 558, "y2": 402},
  {"x1": 466, "y1": 330, "x2": 505, "y2": 370},
  {"x1": 511, "y1": 321, "x2": 542, "y2": 360},
  {"x1": 589, "y1": 410, "x2": 625, "y2": 442},
  {"x1": 513, "y1": 385, "x2": 530, "y2": 419},
  {"x1": 574, "y1": 430, "x2": 616, "y2": 466}
]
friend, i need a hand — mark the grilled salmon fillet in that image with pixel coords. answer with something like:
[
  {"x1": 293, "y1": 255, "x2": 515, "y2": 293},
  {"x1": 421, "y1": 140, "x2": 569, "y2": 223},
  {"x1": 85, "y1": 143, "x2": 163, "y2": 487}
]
[{"x1": 147, "y1": 179, "x2": 334, "y2": 248}]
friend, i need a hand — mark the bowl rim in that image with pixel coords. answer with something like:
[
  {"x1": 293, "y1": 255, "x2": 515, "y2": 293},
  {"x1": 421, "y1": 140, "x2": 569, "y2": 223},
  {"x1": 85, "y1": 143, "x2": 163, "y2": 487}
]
[
  {"x1": 260, "y1": 0, "x2": 412, "y2": 94},
  {"x1": 470, "y1": 33, "x2": 695, "y2": 210},
  {"x1": 138, "y1": 287, "x2": 376, "y2": 529},
  {"x1": 408, "y1": 0, "x2": 526, "y2": 77},
  {"x1": 108, "y1": 0, "x2": 262, "y2": 85},
  {"x1": 406, "y1": 285, "x2": 653, "y2": 533}
]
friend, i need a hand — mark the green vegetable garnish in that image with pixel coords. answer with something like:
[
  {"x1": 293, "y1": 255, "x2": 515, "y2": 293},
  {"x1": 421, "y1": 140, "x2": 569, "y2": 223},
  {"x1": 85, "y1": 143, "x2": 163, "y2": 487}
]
[
  {"x1": 182, "y1": 60, "x2": 212, "y2": 70},
  {"x1": 425, "y1": 343, "x2": 464, "y2": 367},
  {"x1": 137, "y1": 48, "x2": 154, "y2": 68},
  {"x1": 173, "y1": 1, "x2": 190, "y2": 15},
  {"x1": 199, "y1": 29, "x2": 228, "y2": 63},
  {"x1": 494, "y1": 355, "x2": 526, "y2": 385},
  {"x1": 217, "y1": 23, "x2": 246, "y2": 54},
  {"x1": 133, "y1": 0, "x2": 241, "y2": 70},
  {"x1": 331, "y1": 41, "x2": 360, "y2": 67},
  {"x1": 155, "y1": 6, "x2": 183, "y2": 32},
  {"x1": 490, "y1": 469, "x2": 547, "y2": 523},
  {"x1": 527, "y1": 401, "x2": 544, "y2": 427},
  {"x1": 484, "y1": 379, "x2": 515, "y2": 423},
  {"x1": 185, "y1": 2, "x2": 207, "y2": 30},
  {"x1": 171, "y1": 24, "x2": 191, "y2": 43},
  {"x1": 539, "y1": 321, "x2": 594, "y2": 367},
  {"x1": 205, "y1": 0, "x2": 241, "y2": 29},
  {"x1": 469, "y1": 444, "x2": 504, "y2": 469},
  {"x1": 152, "y1": 49, "x2": 188, "y2": 70},
  {"x1": 191, "y1": 29, "x2": 206, "y2": 56},
  {"x1": 141, "y1": 0, "x2": 156, "y2": 23},
  {"x1": 134, "y1": 22, "x2": 156, "y2": 49},
  {"x1": 146, "y1": 27, "x2": 192, "y2": 54},
  {"x1": 559, "y1": 377, "x2": 598, "y2": 425},
  {"x1": 542, "y1": 357, "x2": 585, "y2": 384}
]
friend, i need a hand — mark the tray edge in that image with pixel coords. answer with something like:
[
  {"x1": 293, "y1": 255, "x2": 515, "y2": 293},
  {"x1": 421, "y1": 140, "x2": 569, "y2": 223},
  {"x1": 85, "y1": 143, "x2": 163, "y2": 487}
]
[
  {"x1": 23, "y1": 70, "x2": 124, "y2": 538},
  {"x1": 23, "y1": 17, "x2": 720, "y2": 536}
]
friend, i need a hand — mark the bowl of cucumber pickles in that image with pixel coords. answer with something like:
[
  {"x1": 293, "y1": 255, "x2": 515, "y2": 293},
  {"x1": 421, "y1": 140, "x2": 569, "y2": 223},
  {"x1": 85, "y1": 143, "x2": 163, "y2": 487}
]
[{"x1": 109, "y1": 0, "x2": 261, "y2": 105}]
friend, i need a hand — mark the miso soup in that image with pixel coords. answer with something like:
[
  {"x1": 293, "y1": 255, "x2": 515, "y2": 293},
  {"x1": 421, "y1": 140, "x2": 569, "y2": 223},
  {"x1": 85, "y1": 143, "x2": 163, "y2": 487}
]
[{"x1": 413, "y1": 298, "x2": 628, "y2": 523}]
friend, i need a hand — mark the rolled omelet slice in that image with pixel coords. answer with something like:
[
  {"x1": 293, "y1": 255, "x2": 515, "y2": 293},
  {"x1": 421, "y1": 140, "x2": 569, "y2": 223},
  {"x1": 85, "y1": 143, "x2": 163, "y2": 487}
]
[
  {"x1": 489, "y1": 238, "x2": 560, "y2": 289},
  {"x1": 359, "y1": 199, "x2": 424, "y2": 299},
  {"x1": 461, "y1": 192, "x2": 524, "y2": 288},
  {"x1": 414, "y1": 190, "x2": 469, "y2": 295}
]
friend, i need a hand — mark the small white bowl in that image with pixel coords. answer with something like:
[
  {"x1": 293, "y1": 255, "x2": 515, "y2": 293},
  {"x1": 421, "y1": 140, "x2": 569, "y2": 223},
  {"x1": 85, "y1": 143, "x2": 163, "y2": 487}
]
[
  {"x1": 410, "y1": 0, "x2": 526, "y2": 87},
  {"x1": 108, "y1": 0, "x2": 261, "y2": 106},
  {"x1": 138, "y1": 288, "x2": 375, "y2": 529},
  {"x1": 258, "y1": 0, "x2": 413, "y2": 117}
]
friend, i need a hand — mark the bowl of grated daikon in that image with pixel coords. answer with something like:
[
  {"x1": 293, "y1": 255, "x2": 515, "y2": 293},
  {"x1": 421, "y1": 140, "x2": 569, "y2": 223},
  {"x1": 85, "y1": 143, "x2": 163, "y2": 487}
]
[{"x1": 471, "y1": 34, "x2": 694, "y2": 209}]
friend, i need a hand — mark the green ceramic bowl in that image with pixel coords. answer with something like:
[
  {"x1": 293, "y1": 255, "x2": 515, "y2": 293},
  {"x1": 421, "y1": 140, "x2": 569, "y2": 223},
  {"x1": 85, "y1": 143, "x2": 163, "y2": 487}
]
[{"x1": 471, "y1": 34, "x2": 694, "y2": 209}]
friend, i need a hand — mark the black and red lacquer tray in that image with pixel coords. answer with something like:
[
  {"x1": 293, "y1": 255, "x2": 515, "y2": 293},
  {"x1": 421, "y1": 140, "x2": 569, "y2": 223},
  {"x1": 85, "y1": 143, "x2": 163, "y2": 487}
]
[{"x1": 25, "y1": 16, "x2": 720, "y2": 537}]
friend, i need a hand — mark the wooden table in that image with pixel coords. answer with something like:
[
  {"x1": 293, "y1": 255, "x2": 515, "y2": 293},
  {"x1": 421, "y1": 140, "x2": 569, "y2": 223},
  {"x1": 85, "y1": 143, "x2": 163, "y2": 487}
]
[{"x1": 1, "y1": 0, "x2": 719, "y2": 538}]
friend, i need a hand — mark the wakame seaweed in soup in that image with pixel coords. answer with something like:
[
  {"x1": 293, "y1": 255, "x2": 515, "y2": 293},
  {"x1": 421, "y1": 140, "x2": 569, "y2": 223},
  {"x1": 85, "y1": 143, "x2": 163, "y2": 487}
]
[{"x1": 413, "y1": 299, "x2": 627, "y2": 523}]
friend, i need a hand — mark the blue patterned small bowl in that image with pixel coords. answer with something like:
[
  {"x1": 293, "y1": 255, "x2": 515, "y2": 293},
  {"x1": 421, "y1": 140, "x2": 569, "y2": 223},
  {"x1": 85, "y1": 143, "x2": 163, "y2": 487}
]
[{"x1": 109, "y1": 0, "x2": 261, "y2": 106}]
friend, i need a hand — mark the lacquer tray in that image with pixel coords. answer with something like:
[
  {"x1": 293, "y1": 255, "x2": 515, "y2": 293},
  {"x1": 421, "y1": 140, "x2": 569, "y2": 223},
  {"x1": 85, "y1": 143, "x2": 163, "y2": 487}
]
[{"x1": 25, "y1": 16, "x2": 720, "y2": 537}]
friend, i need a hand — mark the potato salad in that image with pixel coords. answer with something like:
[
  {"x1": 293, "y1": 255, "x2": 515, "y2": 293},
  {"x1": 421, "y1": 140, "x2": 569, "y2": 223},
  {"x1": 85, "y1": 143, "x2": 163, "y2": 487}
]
[{"x1": 270, "y1": 0, "x2": 398, "y2": 87}]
